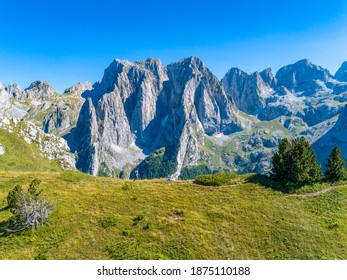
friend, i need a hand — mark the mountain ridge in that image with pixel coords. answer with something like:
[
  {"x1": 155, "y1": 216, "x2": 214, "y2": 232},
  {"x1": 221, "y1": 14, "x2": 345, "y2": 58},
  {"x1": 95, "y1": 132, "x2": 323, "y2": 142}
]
[{"x1": 1, "y1": 57, "x2": 347, "y2": 178}]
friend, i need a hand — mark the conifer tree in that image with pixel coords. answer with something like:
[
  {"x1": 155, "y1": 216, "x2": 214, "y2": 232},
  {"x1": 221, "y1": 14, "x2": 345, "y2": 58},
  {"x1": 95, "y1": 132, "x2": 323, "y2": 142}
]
[
  {"x1": 324, "y1": 146, "x2": 346, "y2": 182},
  {"x1": 291, "y1": 137, "x2": 322, "y2": 184},
  {"x1": 271, "y1": 138, "x2": 291, "y2": 181},
  {"x1": 271, "y1": 137, "x2": 321, "y2": 186}
]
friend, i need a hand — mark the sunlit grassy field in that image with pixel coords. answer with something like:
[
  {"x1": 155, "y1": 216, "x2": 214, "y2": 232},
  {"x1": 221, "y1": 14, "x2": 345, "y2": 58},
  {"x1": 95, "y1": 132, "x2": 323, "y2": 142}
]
[{"x1": 0, "y1": 171, "x2": 346, "y2": 260}]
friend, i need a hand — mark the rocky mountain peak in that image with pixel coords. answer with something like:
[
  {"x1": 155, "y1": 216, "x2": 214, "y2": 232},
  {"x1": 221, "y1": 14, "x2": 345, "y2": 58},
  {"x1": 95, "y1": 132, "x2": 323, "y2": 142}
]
[
  {"x1": 335, "y1": 61, "x2": 347, "y2": 82},
  {"x1": 171, "y1": 56, "x2": 206, "y2": 72},
  {"x1": 98, "y1": 58, "x2": 167, "y2": 95},
  {"x1": 222, "y1": 67, "x2": 270, "y2": 116},
  {"x1": 259, "y1": 67, "x2": 277, "y2": 87},
  {"x1": 275, "y1": 59, "x2": 334, "y2": 95},
  {"x1": 169, "y1": 56, "x2": 209, "y2": 78},
  {"x1": 64, "y1": 81, "x2": 93, "y2": 95},
  {"x1": 6, "y1": 83, "x2": 22, "y2": 98},
  {"x1": 24, "y1": 81, "x2": 56, "y2": 99}
]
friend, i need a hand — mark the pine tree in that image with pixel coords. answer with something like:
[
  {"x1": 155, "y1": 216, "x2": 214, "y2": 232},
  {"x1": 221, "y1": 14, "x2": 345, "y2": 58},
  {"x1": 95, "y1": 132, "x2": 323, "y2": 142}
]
[
  {"x1": 291, "y1": 137, "x2": 322, "y2": 184},
  {"x1": 324, "y1": 146, "x2": 346, "y2": 182},
  {"x1": 271, "y1": 137, "x2": 322, "y2": 186},
  {"x1": 271, "y1": 138, "x2": 291, "y2": 181}
]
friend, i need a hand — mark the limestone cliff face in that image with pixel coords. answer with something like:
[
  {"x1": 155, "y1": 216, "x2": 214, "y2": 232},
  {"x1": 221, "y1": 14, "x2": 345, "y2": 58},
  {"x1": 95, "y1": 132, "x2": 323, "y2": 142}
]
[
  {"x1": 164, "y1": 57, "x2": 244, "y2": 177},
  {"x1": 23, "y1": 81, "x2": 56, "y2": 100},
  {"x1": 222, "y1": 68, "x2": 268, "y2": 116},
  {"x1": 66, "y1": 58, "x2": 169, "y2": 175},
  {"x1": 65, "y1": 98, "x2": 99, "y2": 174},
  {"x1": 335, "y1": 61, "x2": 347, "y2": 82},
  {"x1": 0, "y1": 81, "x2": 87, "y2": 136},
  {"x1": 67, "y1": 56, "x2": 245, "y2": 177}
]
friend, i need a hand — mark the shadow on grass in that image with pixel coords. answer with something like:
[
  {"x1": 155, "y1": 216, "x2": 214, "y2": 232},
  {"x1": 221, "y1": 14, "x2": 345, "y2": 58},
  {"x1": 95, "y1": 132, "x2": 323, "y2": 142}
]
[
  {"x1": 0, "y1": 206, "x2": 9, "y2": 213},
  {"x1": 245, "y1": 174, "x2": 297, "y2": 194}
]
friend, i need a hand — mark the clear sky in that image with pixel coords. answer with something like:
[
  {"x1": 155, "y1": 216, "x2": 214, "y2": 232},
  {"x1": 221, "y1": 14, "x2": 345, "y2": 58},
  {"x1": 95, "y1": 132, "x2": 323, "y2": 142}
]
[{"x1": 1, "y1": 0, "x2": 347, "y2": 93}]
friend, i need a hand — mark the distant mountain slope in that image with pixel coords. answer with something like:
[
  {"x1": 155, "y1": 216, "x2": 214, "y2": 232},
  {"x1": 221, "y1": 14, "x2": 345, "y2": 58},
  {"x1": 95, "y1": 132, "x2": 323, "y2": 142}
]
[
  {"x1": 0, "y1": 81, "x2": 89, "y2": 136},
  {"x1": 313, "y1": 105, "x2": 347, "y2": 167},
  {"x1": 223, "y1": 59, "x2": 347, "y2": 126}
]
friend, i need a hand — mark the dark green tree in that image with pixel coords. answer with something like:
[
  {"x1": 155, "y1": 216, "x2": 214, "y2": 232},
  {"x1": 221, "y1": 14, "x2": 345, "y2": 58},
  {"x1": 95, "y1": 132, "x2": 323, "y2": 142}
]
[
  {"x1": 271, "y1": 138, "x2": 292, "y2": 182},
  {"x1": 291, "y1": 137, "x2": 322, "y2": 184},
  {"x1": 271, "y1": 137, "x2": 322, "y2": 186},
  {"x1": 324, "y1": 146, "x2": 346, "y2": 182}
]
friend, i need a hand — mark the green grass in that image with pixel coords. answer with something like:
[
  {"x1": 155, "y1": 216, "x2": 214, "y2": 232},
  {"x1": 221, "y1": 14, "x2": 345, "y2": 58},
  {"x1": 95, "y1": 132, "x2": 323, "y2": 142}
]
[
  {"x1": 194, "y1": 172, "x2": 238, "y2": 186},
  {"x1": 0, "y1": 171, "x2": 346, "y2": 260},
  {"x1": 0, "y1": 129, "x2": 62, "y2": 172}
]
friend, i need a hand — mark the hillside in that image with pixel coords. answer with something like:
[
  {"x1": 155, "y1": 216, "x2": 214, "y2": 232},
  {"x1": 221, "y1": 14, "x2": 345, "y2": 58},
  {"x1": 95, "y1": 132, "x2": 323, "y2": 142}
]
[
  {"x1": 0, "y1": 171, "x2": 346, "y2": 260},
  {"x1": 0, "y1": 129, "x2": 62, "y2": 172}
]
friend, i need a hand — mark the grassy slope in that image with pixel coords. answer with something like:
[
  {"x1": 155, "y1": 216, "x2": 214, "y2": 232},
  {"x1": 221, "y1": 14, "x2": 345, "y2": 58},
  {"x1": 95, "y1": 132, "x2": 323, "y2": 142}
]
[
  {"x1": 0, "y1": 129, "x2": 62, "y2": 172},
  {"x1": 0, "y1": 171, "x2": 346, "y2": 260}
]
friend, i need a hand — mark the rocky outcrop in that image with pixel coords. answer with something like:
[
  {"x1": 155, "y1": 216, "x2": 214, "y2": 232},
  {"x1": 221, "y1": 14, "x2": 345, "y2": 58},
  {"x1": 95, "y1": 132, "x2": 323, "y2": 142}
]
[
  {"x1": 23, "y1": 81, "x2": 56, "y2": 100},
  {"x1": 0, "y1": 83, "x2": 28, "y2": 119},
  {"x1": 64, "y1": 82, "x2": 93, "y2": 95},
  {"x1": 65, "y1": 99, "x2": 99, "y2": 174},
  {"x1": 0, "y1": 81, "x2": 86, "y2": 136},
  {"x1": 65, "y1": 58, "x2": 168, "y2": 175},
  {"x1": 0, "y1": 117, "x2": 75, "y2": 170}
]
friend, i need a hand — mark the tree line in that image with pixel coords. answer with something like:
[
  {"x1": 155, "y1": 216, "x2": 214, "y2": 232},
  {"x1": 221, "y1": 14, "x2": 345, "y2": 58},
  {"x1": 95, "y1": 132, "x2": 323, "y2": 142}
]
[{"x1": 271, "y1": 136, "x2": 346, "y2": 186}]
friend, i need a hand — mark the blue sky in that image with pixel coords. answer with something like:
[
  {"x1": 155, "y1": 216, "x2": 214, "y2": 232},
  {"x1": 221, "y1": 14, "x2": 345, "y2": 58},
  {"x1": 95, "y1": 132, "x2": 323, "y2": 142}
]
[{"x1": 1, "y1": 0, "x2": 347, "y2": 93}]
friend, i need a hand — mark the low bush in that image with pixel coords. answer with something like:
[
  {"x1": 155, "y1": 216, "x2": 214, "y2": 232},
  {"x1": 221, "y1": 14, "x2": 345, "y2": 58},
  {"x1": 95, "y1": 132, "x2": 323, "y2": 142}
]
[
  {"x1": 1, "y1": 179, "x2": 53, "y2": 235},
  {"x1": 98, "y1": 216, "x2": 118, "y2": 228},
  {"x1": 194, "y1": 172, "x2": 237, "y2": 186},
  {"x1": 133, "y1": 214, "x2": 145, "y2": 225}
]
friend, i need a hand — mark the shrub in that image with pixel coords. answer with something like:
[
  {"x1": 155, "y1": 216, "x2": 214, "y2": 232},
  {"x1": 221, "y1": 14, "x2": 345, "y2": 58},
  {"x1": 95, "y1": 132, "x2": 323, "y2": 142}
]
[
  {"x1": 1, "y1": 180, "x2": 53, "y2": 234},
  {"x1": 34, "y1": 251, "x2": 48, "y2": 260},
  {"x1": 98, "y1": 216, "x2": 118, "y2": 228},
  {"x1": 194, "y1": 172, "x2": 237, "y2": 186},
  {"x1": 7, "y1": 185, "x2": 23, "y2": 211},
  {"x1": 133, "y1": 214, "x2": 145, "y2": 225}
]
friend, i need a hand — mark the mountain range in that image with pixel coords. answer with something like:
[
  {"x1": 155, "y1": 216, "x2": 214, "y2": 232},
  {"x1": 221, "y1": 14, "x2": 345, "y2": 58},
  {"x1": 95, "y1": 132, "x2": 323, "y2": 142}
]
[{"x1": 1, "y1": 57, "x2": 347, "y2": 179}]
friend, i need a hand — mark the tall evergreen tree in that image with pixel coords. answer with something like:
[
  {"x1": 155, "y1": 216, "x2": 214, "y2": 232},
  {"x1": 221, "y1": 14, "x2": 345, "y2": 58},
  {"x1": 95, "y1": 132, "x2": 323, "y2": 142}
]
[
  {"x1": 291, "y1": 137, "x2": 322, "y2": 184},
  {"x1": 271, "y1": 138, "x2": 291, "y2": 181},
  {"x1": 271, "y1": 137, "x2": 321, "y2": 186},
  {"x1": 324, "y1": 146, "x2": 346, "y2": 182}
]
